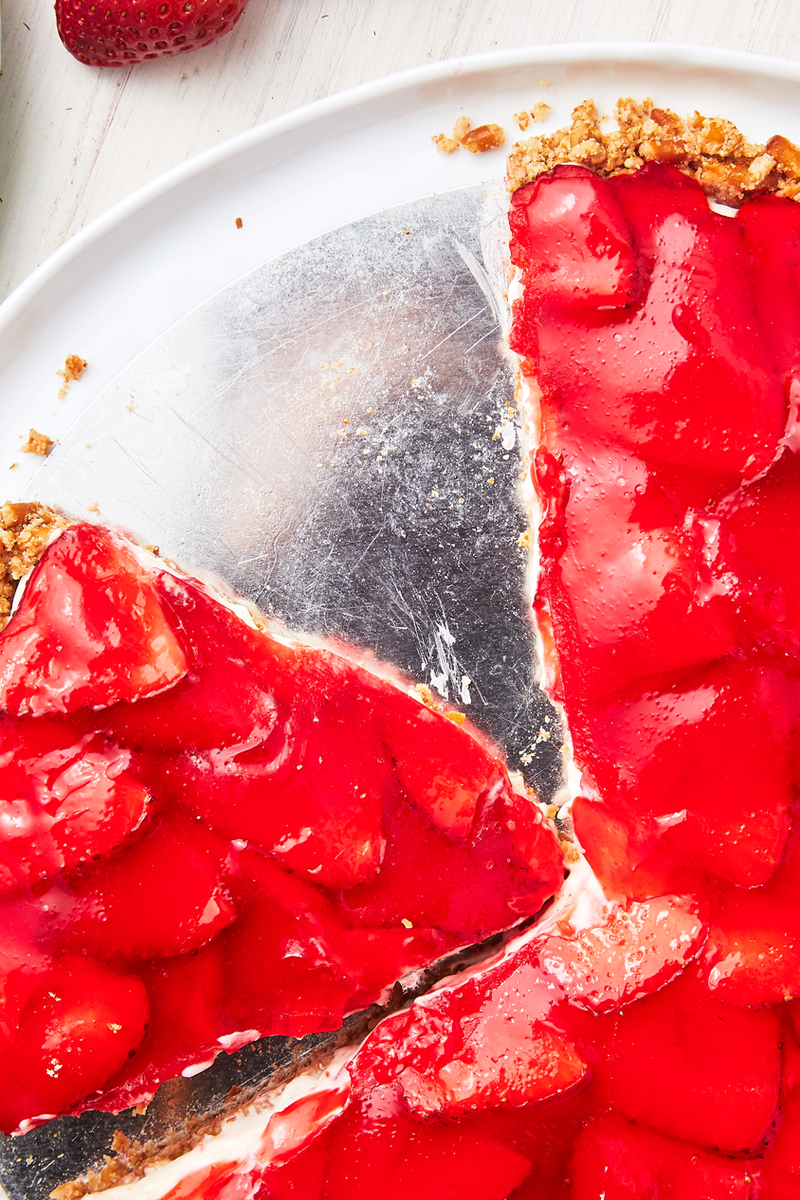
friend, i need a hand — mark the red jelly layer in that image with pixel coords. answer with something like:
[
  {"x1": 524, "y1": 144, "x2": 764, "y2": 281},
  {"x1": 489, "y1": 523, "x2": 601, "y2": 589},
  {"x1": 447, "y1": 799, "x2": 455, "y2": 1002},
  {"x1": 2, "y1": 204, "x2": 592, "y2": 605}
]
[{"x1": 0, "y1": 524, "x2": 563, "y2": 1133}]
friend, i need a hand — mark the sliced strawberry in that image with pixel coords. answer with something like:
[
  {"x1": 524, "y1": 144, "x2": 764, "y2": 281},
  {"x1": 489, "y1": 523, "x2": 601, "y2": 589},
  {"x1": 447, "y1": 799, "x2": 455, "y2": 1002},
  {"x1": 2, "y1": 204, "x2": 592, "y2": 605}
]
[
  {"x1": 0, "y1": 525, "x2": 187, "y2": 717},
  {"x1": 509, "y1": 166, "x2": 638, "y2": 308},
  {"x1": 64, "y1": 814, "x2": 235, "y2": 961},
  {"x1": 266, "y1": 1101, "x2": 534, "y2": 1200},
  {"x1": 569, "y1": 1115, "x2": 759, "y2": 1199},
  {"x1": 537, "y1": 894, "x2": 706, "y2": 1013},
  {"x1": 336, "y1": 781, "x2": 563, "y2": 938},
  {"x1": 259, "y1": 1087, "x2": 351, "y2": 1168},
  {"x1": 0, "y1": 717, "x2": 150, "y2": 893},
  {"x1": 352, "y1": 961, "x2": 585, "y2": 1118},
  {"x1": 519, "y1": 164, "x2": 786, "y2": 490},
  {"x1": 371, "y1": 681, "x2": 507, "y2": 840},
  {"x1": 102, "y1": 572, "x2": 285, "y2": 751},
  {"x1": 704, "y1": 883, "x2": 800, "y2": 1008},
  {"x1": 590, "y1": 966, "x2": 782, "y2": 1153},
  {"x1": 576, "y1": 661, "x2": 793, "y2": 889},
  {"x1": 0, "y1": 954, "x2": 149, "y2": 1133},
  {"x1": 163, "y1": 664, "x2": 392, "y2": 890},
  {"x1": 537, "y1": 438, "x2": 741, "y2": 702}
]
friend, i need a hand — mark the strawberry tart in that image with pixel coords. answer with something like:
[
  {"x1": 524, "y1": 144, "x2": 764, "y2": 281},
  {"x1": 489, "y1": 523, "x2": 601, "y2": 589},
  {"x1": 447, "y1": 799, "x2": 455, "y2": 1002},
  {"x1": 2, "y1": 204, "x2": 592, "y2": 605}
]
[{"x1": 4, "y1": 96, "x2": 800, "y2": 1200}]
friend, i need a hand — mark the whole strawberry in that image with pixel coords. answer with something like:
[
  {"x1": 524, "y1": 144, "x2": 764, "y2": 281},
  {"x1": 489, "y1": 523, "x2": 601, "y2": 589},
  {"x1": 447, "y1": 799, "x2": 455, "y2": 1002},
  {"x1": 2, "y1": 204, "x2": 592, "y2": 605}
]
[{"x1": 55, "y1": 0, "x2": 249, "y2": 67}]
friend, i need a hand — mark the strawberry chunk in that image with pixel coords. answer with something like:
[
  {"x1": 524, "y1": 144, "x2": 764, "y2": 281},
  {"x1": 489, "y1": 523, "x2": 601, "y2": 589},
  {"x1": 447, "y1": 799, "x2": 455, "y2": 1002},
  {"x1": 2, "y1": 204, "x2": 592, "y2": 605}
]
[
  {"x1": 0, "y1": 717, "x2": 149, "y2": 894},
  {"x1": 162, "y1": 669, "x2": 392, "y2": 890},
  {"x1": 737, "y1": 193, "x2": 800, "y2": 381},
  {"x1": 569, "y1": 1115, "x2": 759, "y2": 1199},
  {"x1": 336, "y1": 781, "x2": 563, "y2": 937},
  {"x1": 721, "y1": 450, "x2": 800, "y2": 673},
  {"x1": 0, "y1": 954, "x2": 149, "y2": 1133},
  {"x1": 0, "y1": 525, "x2": 187, "y2": 716},
  {"x1": 218, "y1": 849, "x2": 367, "y2": 1037},
  {"x1": 590, "y1": 967, "x2": 782, "y2": 1153},
  {"x1": 519, "y1": 164, "x2": 786, "y2": 490},
  {"x1": 761, "y1": 1081, "x2": 800, "y2": 1197},
  {"x1": 102, "y1": 573, "x2": 285, "y2": 751},
  {"x1": 64, "y1": 814, "x2": 235, "y2": 961},
  {"x1": 352, "y1": 961, "x2": 586, "y2": 1117},
  {"x1": 575, "y1": 661, "x2": 793, "y2": 890},
  {"x1": 509, "y1": 166, "x2": 638, "y2": 308},
  {"x1": 371, "y1": 684, "x2": 507, "y2": 840},
  {"x1": 704, "y1": 875, "x2": 800, "y2": 1008},
  {"x1": 537, "y1": 894, "x2": 706, "y2": 1014},
  {"x1": 537, "y1": 439, "x2": 740, "y2": 702},
  {"x1": 265, "y1": 1101, "x2": 534, "y2": 1200}
]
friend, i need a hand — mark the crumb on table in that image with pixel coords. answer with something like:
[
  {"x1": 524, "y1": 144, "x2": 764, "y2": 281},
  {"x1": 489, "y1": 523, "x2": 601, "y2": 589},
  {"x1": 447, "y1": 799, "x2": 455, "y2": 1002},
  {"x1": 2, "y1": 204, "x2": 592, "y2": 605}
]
[
  {"x1": 506, "y1": 96, "x2": 800, "y2": 206},
  {"x1": 57, "y1": 354, "x2": 88, "y2": 399},
  {"x1": 235, "y1": 217, "x2": 243, "y2": 229},
  {"x1": 21, "y1": 428, "x2": 55, "y2": 456}
]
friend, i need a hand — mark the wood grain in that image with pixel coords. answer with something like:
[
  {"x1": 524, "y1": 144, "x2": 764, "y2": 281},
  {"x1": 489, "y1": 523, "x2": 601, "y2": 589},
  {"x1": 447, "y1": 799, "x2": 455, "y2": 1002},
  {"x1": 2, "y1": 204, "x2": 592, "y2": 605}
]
[{"x1": 0, "y1": 0, "x2": 798, "y2": 302}]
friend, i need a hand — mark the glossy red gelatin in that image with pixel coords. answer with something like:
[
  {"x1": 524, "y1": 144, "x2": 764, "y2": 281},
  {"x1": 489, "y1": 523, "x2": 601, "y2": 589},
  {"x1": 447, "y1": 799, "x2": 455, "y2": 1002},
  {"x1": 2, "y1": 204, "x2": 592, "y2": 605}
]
[{"x1": 0, "y1": 524, "x2": 564, "y2": 1133}]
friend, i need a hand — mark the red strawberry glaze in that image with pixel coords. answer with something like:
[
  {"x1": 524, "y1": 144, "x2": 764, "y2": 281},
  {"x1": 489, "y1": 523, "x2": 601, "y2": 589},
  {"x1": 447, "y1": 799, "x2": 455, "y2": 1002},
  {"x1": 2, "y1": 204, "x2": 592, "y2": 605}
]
[
  {"x1": 156, "y1": 161, "x2": 800, "y2": 1200},
  {"x1": 0, "y1": 524, "x2": 563, "y2": 1133}
]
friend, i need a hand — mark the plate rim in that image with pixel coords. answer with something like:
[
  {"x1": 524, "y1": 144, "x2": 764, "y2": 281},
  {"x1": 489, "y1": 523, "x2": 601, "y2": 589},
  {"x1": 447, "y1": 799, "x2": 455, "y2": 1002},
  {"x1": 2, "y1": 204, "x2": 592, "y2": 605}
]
[{"x1": 3, "y1": 39, "x2": 800, "y2": 335}]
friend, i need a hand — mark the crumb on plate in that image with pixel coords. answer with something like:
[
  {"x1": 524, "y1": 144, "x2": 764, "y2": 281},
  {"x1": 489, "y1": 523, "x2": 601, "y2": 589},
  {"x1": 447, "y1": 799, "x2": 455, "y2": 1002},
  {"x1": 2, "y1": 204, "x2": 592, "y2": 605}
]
[
  {"x1": 56, "y1": 354, "x2": 87, "y2": 399},
  {"x1": 21, "y1": 429, "x2": 55, "y2": 456}
]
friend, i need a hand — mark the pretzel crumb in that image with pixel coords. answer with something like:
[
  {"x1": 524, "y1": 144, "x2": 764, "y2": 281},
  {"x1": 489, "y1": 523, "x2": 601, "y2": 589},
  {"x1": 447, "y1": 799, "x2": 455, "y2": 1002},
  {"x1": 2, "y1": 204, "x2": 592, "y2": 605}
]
[
  {"x1": 0, "y1": 502, "x2": 67, "y2": 626},
  {"x1": 453, "y1": 115, "x2": 471, "y2": 142},
  {"x1": 21, "y1": 428, "x2": 55, "y2": 457},
  {"x1": 506, "y1": 96, "x2": 800, "y2": 205},
  {"x1": 460, "y1": 123, "x2": 506, "y2": 154},
  {"x1": 432, "y1": 134, "x2": 460, "y2": 153},
  {"x1": 56, "y1": 353, "x2": 87, "y2": 399},
  {"x1": 434, "y1": 116, "x2": 506, "y2": 155}
]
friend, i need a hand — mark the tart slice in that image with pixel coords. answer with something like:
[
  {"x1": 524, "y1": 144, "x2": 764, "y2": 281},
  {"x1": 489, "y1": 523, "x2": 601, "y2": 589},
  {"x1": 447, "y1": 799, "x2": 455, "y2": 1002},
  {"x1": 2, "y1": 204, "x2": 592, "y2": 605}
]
[{"x1": 0, "y1": 510, "x2": 563, "y2": 1137}]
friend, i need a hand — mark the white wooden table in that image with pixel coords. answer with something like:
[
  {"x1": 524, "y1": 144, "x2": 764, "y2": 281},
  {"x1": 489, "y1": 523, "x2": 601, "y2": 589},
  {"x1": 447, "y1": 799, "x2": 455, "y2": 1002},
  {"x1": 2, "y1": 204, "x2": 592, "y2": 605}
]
[{"x1": 0, "y1": 0, "x2": 797, "y2": 306}]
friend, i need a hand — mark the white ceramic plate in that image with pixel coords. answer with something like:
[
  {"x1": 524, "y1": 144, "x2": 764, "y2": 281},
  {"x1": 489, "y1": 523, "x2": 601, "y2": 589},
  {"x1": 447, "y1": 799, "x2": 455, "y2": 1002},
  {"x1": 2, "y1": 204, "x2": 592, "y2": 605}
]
[{"x1": 1, "y1": 43, "x2": 800, "y2": 496}]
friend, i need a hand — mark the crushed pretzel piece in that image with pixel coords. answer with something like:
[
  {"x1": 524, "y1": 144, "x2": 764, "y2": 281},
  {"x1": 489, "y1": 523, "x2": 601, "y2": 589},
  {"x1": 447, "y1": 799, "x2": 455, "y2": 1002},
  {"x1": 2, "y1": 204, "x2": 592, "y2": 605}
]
[
  {"x1": 767, "y1": 133, "x2": 800, "y2": 176},
  {"x1": 432, "y1": 132, "x2": 460, "y2": 154},
  {"x1": 507, "y1": 96, "x2": 800, "y2": 206},
  {"x1": 21, "y1": 429, "x2": 55, "y2": 457},
  {"x1": 0, "y1": 502, "x2": 68, "y2": 626},
  {"x1": 453, "y1": 115, "x2": 471, "y2": 142},
  {"x1": 461, "y1": 123, "x2": 506, "y2": 154},
  {"x1": 56, "y1": 353, "x2": 87, "y2": 399}
]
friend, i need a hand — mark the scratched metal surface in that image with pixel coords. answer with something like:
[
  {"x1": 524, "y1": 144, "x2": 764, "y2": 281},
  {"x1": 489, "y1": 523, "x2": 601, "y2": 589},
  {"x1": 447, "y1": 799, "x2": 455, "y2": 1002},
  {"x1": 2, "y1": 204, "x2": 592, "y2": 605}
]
[{"x1": 1, "y1": 185, "x2": 562, "y2": 1199}]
